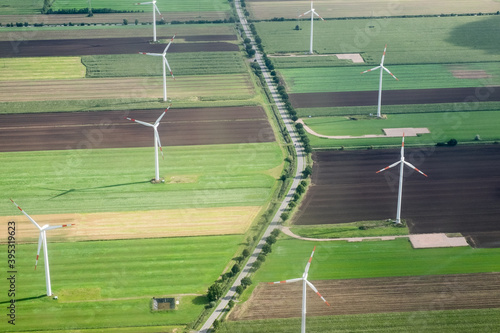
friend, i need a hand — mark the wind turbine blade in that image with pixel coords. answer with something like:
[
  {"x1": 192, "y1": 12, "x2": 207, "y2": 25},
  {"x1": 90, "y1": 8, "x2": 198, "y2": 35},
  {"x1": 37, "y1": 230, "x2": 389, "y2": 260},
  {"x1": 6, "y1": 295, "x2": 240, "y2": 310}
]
[
  {"x1": 404, "y1": 161, "x2": 428, "y2": 177},
  {"x1": 305, "y1": 280, "x2": 331, "y2": 306},
  {"x1": 35, "y1": 233, "x2": 43, "y2": 270},
  {"x1": 361, "y1": 66, "x2": 381, "y2": 74},
  {"x1": 299, "y1": 10, "x2": 312, "y2": 17},
  {"x1": 376, "y1": 160, "x2": 401, "y2": 173},
  {"x1": 164, "y1": 58, "x2": 175, "y2": 79},
  {"x1": 155, "y1": 129, "x2": 164, "y2": 160},
  {"x1": 268, "y1": 277, "x2": 303, "y2": 284},
  {"x1": 138, "y1": 52, "x2": 162, "y2": 56},
  {"x1": 124, "y1": 117, "x2": 154, "y2": 128},
  {"x1": 135, "y1": 2, "x2": 154, "y2": 4},
  {"x1": 383, "y1": 66, "x2": 399, "y2": 80},
  {"x1": 154, "y1": 104, "x2": 171, "y2": 125},
  {"x1": 45, "y1": 224, "x2": 74, "y2": 231},
  {"x1": 10, "y1": 199, "x2": 42, "y2": 230},
  {"x1": 304, "y1": 246, "x2": 316, "y2": 275},
  {"x1": 313, "y1": 10, "x2": 325, "y2": 20},
  {"x1": 380, "y1": 44, "x2": 388, "y2": 65},
  {"x1": 164, "y1": 34, "x2": 176, "y2": 53},
  {"x1": 154, "y1": 3, "x2": 162, "y2": 15}
]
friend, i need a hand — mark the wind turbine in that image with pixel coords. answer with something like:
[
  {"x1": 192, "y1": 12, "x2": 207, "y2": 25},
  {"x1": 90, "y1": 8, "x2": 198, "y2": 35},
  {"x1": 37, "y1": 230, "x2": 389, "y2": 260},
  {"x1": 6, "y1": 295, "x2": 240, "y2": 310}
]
[
  {"x1": 125, "y1": 105, "x2": 171, "y2": 182},
  {"x1": 299, "y1": 0, "x2": 324, "y2": 54},
  {"x1": 376, "y1": 134, "x2": 427, "y2": 224},
  {"x1": 268, "y1": 246, "x2": 330, "y2": 333},
  {"x1": 10, "y1": 199, "x2": 74, "y2": 297},
  {"x1": 361, "y1": 44, "x2": 399, "y2": 118},
  {"x1": 139, "y1": 34, "x2": 176, "y2": 102},
  {"x1": 135, "y1": 1, "x2": 164, "y2": 42}
]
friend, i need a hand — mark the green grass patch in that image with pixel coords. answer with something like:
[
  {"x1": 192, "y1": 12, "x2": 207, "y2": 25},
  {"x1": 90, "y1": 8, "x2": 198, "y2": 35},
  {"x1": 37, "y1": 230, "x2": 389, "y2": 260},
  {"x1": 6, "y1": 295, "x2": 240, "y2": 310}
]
[
  {"x1": 252, "y1": 237, "x2": 500, "y2": 283},
  {"x1": 290, "y1": 220, "x2": 409, "y2": 239},
  {"x1": 303, "y1": 110, "x2": 500, "y2": 148},
  {"x1": 0, "y1": 98, "x2": 260, "y2": 114},
  {"x1": 0, "y1": 0, "x2": 43, "y2": 15},
  {"x1": 0, "y1": 143, "x2": 283, "y2": 215},
  {"x1": 219, "y1": 308, "x2": 500, "y2": 333},
  {"x1": 255, "y1": 16, "x2": 500, "y2": 64},
  {"x1": 0, "y1": 57, "x2": 86, "y2": 81},
  {"x1": 0, "y1": 235, "x2": 242, "y2": 331},
  {"x1": 51, "y1": 0, "x2": 230, "y2": 12},
  {"x1": 82, "y1": 52, "x2": 247, "y2": 78},
  {"x1": 280, "y1": 62, "x2": 500, "y2": 93}
]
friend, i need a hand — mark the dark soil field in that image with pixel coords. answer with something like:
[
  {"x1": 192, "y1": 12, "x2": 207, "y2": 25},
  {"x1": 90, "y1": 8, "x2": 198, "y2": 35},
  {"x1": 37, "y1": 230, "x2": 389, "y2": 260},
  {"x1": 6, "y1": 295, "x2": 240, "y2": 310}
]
[
  {"x1": 0, "y1": 106, "x2": 275, "y2": 151},
  {"x1": 294, "y1": 145, "x2": 500, "y2": 247},
  {"x1": 0, "y1": 37, "x2": 239, "y2": 57},
  {"x1": 289, "y1": 87, "x2": 500, "y2": 108},
  {"x1": 229, "y1": 273, "x2": 500, "y2": 320}
]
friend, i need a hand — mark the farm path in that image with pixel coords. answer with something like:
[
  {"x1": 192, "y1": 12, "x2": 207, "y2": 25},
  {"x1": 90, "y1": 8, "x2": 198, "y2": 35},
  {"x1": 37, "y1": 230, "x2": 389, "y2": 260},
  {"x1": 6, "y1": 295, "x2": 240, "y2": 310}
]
[
  {"x1": 198, "y1": 1, "x2": 308, "y2": 332},
  {"x1": 280, "y1": 226, "x2": 407, "y2": 242}
]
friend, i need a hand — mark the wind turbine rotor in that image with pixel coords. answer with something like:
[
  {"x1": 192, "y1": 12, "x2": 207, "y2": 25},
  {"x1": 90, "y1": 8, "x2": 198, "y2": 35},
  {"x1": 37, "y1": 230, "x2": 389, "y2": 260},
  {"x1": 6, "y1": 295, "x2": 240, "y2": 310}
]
[
  {"x1": 268, "y1": 277, "x2": 303, "y2": 285},
  {"x1": 361, "y1": 66, "x2": 381, "y2": 74}
]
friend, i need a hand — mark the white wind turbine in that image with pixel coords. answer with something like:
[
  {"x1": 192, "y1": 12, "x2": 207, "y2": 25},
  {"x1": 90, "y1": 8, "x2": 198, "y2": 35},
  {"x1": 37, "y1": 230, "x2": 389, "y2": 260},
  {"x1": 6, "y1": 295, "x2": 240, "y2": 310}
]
[
  {"x1": 361, "y1": 44, "x2": 399, "y2": 118},
  {"x1": 135, "y1": 1, "x2": 164, "y2": 42},
  {"x1": 268, "y1": 246, "x2": 330, "y2": 333},
  {"x1": 376, "y1": 134, "x2": 427, "y2": 224},
  {"x1": 10, "y1": 199, "x2": 74, "y2": 297},
  {"x1": 139, "y1": 34, "x2": 176, "y2": 102},
  {"x1": 125, "y1": 105, "x2": 171, "y2": 182},
  {"x1": 299, "y1": 0, "x2": 324, "y2": 54}
]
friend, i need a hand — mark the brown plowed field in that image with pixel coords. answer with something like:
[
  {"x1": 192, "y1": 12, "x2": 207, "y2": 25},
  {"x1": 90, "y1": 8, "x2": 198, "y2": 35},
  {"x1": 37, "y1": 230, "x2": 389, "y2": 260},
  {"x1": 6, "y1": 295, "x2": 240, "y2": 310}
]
[
  {"x1": 289, "y1": 87, "x2": 500, "y2": 108},
  {"x1": 294, "y1": 145, "x2": 500, "y2": 247},
  {"x1": 0, "y1": 37, "x2": 239, "y2": 57},
  {"x1": 0, "y1": 106, "x2": 275, "y2": 152},
  {"x1": 229, "y1": 273, "x2": 500, "y2": 320}
]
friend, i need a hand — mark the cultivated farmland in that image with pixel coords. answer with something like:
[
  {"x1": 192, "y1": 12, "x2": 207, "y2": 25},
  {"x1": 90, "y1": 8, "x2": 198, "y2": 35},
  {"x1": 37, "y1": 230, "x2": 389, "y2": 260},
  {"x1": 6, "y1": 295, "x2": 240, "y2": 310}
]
[
  {"x1": 294, "y1": 145, "x2": 500, "y2": 247},
  {"x1": 246, "y1": 0, "x2": 500, "y2": 20}
]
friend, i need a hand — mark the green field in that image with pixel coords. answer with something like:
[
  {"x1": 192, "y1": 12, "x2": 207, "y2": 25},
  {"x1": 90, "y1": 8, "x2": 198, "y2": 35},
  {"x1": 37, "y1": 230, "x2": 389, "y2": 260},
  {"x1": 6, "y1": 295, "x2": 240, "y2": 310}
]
[
  {"x1": 0, "y1": 57, "x2": 86, "y2": 80},
  {"x1": 0, "y1": 235, "x2": 243, "y2": 331},
  {"x1": 253, "y1": 237, "x2": 500, "y2": 283},
  {"x1": 255, "y1": 16, "x2": 500, "y2": 64},
  {"x1": 82, "y1": 52, "x2": 247, "y2": 78},
  {"x1": 51, "y1": 0, "x2": 230, "y2": 12},
  {"x1": 302, "y1": 110, "x2": 500, "y2": 148},
  {"x1": 219, "y1": 308, "x2": 500, "y2": 333},
  {"x1": 280, "y1": 62, "x2": 500, "y2": 93},
  {"x1": 0, "y1": 143, "x2": 282, "y2": 215},
  {"x1": 0, "y1": 0, "x2": 43, "y2": 15},
  {"x1": 290, "y1": 220, "x2": 409, "y2": 239}
]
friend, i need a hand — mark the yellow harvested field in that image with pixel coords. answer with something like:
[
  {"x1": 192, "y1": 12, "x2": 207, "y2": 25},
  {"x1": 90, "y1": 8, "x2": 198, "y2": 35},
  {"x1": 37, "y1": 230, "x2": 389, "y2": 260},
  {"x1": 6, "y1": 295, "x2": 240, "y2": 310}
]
[
  {"x1": 0, "y1": 74, "x2": 254, "y2": 102},
  {"x1": 0, "y1": 206, "x2": 261, "y2": 243}
]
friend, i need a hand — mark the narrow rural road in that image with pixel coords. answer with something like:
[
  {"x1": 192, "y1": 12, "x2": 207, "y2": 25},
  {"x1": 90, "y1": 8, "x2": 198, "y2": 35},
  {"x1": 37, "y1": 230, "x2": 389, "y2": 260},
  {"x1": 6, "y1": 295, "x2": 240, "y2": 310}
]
[{"x1": 198, "y1": 1, "x2": 307, "y2": 332}]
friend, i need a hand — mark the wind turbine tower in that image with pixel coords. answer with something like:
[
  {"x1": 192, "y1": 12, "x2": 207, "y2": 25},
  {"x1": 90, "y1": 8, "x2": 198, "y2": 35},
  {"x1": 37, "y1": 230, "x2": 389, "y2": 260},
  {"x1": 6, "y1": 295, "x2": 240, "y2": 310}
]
[
  {"x1": 299, "y1": 0, "x2": 324, "y2": 54},
  {"x1": 10, "y1": 199, "x2": 74, "y2": 297},
  {"x1": 135, "y1": 1, "x2": 164, "y2": 42},
  {"x1": 125, "y1": 105, "x2": 171, "y2": 182},
  {"x1": 268, "y1": 246, "x2": 330, "y2": 333},
  {"x1": 376, "y1": 134, "x2": 428, "y2": 224},
  {"x1": 361, "y1": 44, "x2": 399, "y2": 118},
  {"x1": 139, "y1": 34, "x2": 176, "y2": 102}
]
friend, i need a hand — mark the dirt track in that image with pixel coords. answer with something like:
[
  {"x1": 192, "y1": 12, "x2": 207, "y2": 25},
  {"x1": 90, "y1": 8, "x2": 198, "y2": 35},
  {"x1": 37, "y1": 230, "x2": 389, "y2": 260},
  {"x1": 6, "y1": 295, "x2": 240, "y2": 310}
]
[
  {"x1": 294, "y1": 145, "x2": 500, "y2": 247},
  {"x1": 0, "y1": 106, "x2": 275, "y2": 151},
  {"x1": 0, "y1": 37, "x2": 239, "y2": 57},
  {"x1": 229, "y1": 273, "x2": 500, "y2": 320},
  {"x1": 289, "y1": 86, "x2": 500, "y2": 107}
]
